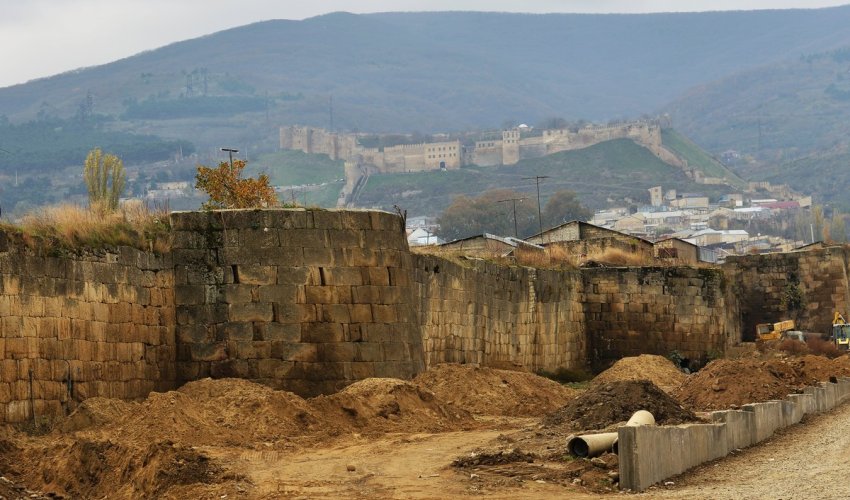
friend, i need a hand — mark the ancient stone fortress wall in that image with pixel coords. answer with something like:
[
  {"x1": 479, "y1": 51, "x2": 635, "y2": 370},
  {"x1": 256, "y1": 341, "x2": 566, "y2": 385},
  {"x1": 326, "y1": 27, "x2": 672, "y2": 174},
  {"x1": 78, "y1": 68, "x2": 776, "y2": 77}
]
[
  {"x1": 582, "y1": 267, "x2": 739, "y2": 369},
  {"x1": 0, "y1": 208, "x2": 750, "y2": 424},
  {"x1": 0, "y1": 245, "x2": 175, "y2": 423},
  {"x1": 170, "y1": 209, "x2": 425, "y2": 397},
  {"x1": 413, "y1": 255, "x2": 587, "y2": 372},
  {"x1": 724, "y1": 247, "x2": 850, "y2": 340}
]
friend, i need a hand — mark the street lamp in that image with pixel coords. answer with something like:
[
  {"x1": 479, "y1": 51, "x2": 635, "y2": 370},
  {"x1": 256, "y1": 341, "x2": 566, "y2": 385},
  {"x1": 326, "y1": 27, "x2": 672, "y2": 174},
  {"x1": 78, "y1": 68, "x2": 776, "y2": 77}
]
[{"x1": 220, "y1": 148, "x2": 239, "y2": 171}]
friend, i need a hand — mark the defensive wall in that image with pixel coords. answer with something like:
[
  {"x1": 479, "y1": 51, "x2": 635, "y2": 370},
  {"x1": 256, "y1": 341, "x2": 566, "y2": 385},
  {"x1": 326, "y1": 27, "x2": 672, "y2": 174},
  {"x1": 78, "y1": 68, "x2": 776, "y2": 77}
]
[
  {"x1": 0, "y1": 243, "x2": 175, "y2": 423},
  {"x1": 3, "y1": 208, "x2": 849, "y2": 424},
  {"x1": 279, "y1": 121, "x2": 705, "y2": 206},
  {"x1": 724, "y1": 246, "x2": 850, "y2": 340}
]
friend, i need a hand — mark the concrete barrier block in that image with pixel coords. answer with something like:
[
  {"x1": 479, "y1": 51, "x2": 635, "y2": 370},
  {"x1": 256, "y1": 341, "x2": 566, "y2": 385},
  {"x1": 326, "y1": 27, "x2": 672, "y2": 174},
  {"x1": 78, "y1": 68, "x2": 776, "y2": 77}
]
[
  {"x1": 838, "y1": 378, "x2": 850, "y2": 402},
  {"x1": 742, "y1": 401, "x2": 782, "y2": 443},
  {"x1": 804, "y1": 386, "x2": 825, "y2": 413},
  {"x1": 776, "y1": 399, "x2": 799, "y2": 427},
  {"x1": 618, "y1": 423, "x2": 727, "y2": 492},
  {"x1": 710, "y1": 409, "x2": 756, "y2": 450},
  {"x1": 819, "y1": 382, "x2": 837, "y2": 410},
  {"x1": 788, "y1": 393, "x2": 814, "y2": 419}
]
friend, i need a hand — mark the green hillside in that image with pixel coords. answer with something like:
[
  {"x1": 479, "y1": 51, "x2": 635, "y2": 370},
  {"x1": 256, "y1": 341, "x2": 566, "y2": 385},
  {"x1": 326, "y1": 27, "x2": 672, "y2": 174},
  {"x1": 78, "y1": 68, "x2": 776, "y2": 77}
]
[
  {"x1": 246, "y1": 150, "x2": 344, "y2": 187},
  {"x1": 355, "y1": 139, "x2": 731, "y2": 216},
  {"x1": 661, "y1": 128, "x2": 746, "y2": 188},
  {"x1": 667, "y1": 46, "x2": 850, "y2": 161}
]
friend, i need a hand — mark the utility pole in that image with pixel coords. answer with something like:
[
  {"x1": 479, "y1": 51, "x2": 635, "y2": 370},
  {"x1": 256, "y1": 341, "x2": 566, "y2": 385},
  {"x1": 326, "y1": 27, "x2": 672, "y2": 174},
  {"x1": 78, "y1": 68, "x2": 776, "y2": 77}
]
[
  {"x1": 498, "y1": 197, "x2": 526, "y2": 238},
  {"x1": 523, "y1": 175, "x2": 549, "y2": 235}
]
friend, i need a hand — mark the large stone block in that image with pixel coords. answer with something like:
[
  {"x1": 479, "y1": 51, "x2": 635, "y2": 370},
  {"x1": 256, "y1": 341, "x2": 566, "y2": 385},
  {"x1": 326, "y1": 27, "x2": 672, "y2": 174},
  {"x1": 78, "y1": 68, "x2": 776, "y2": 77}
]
[
  {"x1": 301, "y1": 322, "x2": 345, "y2": 343},
  {"x1": 190, "y1": 343, "x2": 227, "y2": 362},
  {"x1": 228, "y1": 303, "x2": 273, "y2": 323}
]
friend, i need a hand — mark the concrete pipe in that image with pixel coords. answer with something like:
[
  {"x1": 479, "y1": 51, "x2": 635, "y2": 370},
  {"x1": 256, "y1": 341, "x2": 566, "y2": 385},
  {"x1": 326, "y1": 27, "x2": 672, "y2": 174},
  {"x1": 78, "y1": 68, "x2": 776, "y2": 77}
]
[
  {"x1": 625, "y1": 410, "x2": 655, "y2": 426},
  {"x1": 612, "y1": 410, "x2": 656, "y2": 454},
  {"x1": 567, "y1": 432, "x2": 618, "y2": 458}
]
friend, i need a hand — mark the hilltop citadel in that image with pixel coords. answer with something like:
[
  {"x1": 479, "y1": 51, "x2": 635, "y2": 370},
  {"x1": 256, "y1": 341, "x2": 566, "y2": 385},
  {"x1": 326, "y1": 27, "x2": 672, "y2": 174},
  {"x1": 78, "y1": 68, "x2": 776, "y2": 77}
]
[{"x1": 280, "y1": 120, "x2": 733, "y2": 206}]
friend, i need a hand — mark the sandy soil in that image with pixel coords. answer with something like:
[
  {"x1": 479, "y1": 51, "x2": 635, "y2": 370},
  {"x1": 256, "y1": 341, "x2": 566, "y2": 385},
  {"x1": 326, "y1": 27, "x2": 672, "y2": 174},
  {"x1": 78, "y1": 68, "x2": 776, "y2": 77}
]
[{"x1": 6, "y1": 352, "x2": 850, "y2": 498}]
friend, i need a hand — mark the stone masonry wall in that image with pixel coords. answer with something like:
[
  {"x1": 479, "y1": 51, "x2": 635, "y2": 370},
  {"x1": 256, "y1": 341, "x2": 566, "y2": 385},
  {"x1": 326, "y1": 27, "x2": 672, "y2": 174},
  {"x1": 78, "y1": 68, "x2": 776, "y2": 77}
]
[
  {"x1": 583, "y1": 267, "x2": 739, "y2": 369},
  {"x1": 413, "y1": 256, "x2": 587, "y2": 372},
  {"x1": 0, "y1": 246, "x2": 174, "y2": 423},
  {"x1": 170, "y1": 209, "x2": 425, "y2": 397},
  {"x1": 0, "y1": 207, "x2": 769, "y2": 424},
  {"x1": 725, "y1": 248, "x2": 850, "y2": 340}
]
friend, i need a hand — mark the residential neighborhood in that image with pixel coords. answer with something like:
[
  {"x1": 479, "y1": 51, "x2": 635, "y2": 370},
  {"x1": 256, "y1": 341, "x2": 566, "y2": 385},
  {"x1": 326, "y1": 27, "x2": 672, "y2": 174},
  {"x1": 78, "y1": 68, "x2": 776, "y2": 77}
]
[{"x1": 410, "y1": 184, "x2": 818, "y2": 264}]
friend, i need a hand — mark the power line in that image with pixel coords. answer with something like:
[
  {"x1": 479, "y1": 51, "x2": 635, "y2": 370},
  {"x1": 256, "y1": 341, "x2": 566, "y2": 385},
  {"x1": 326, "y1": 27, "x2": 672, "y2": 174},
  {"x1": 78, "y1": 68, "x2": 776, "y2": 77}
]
[
  {"x1": 498, "y1": 197, "x2": 526, "y2": 238},
  {"x1": 523, "y1": 175, "x2": 549, "y2": 235}
]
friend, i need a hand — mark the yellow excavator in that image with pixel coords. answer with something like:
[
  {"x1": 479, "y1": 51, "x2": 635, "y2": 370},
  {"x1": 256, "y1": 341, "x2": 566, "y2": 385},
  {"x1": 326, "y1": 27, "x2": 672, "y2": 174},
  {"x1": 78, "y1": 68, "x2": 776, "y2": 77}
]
[
  {"x1": 755, "y1": 319, "x2": 795, "y2": 341},
  {"x1": 832, "y1": 312, "x2": 850, "y2": 350}
]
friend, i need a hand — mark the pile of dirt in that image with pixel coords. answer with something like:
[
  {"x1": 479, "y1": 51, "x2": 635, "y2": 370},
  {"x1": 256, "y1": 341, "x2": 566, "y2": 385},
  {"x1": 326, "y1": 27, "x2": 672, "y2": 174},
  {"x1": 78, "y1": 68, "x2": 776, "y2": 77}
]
[
  {"x1": 592, "y1": 355, "x2": 687, "y2": 393},
  {"x1": 543, "y1": 380, "x2": 699, "y2": 431},
  {"x1": 674, "y1": 358, "x2": 805, "y2": 411},
  {"x1": 19, "y1": 438, "x2": 222, "y2": 499},
  {"x1": 413, "y1": 363, "x2": 579, "y2": 417},
  {"x1": 787, "y1": 354, "x2": 850, "y2": 384},
  {"x1": 311, "y1": 378, "x2": 474, "y2": 434}
]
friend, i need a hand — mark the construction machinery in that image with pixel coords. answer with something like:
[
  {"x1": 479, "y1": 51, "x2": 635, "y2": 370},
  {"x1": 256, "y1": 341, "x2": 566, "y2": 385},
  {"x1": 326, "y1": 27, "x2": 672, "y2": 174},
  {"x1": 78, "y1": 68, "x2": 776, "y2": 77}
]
[
  {"x1": 832, "y1": 312, "x2": 850, "y2": 350},
  {"x1": 755, "y1": 319, "x2": 795, "y2": 341}
]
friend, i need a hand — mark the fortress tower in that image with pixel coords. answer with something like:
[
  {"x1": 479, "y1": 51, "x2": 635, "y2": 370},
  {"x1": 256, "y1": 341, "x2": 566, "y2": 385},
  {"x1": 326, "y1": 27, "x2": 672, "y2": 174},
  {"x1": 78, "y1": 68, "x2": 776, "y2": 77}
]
[{"x1": 502, "y1": 129, "x2": 520, "y2": 165}]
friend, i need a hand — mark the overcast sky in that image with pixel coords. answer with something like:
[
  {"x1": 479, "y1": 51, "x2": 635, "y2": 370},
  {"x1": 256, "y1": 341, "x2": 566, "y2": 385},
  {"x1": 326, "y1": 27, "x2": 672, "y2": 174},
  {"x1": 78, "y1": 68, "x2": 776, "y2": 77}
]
[{"x1": 2, "y1": 0, "x2": 848, "y2": 88}]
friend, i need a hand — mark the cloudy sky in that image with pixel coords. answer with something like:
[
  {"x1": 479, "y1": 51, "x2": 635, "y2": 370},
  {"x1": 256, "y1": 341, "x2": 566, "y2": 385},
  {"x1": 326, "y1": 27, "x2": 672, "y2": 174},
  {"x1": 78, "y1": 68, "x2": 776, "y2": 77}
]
[{"x1": 2, "y1": 0, "x2": 848, "y2": 88}]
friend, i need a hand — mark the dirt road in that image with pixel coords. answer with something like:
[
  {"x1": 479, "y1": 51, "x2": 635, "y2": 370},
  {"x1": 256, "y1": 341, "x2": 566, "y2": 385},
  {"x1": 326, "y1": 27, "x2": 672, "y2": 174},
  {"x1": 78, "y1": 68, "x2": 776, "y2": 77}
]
[{"x1": 644, "y1": 401, "x2": 850, "y2": 499}]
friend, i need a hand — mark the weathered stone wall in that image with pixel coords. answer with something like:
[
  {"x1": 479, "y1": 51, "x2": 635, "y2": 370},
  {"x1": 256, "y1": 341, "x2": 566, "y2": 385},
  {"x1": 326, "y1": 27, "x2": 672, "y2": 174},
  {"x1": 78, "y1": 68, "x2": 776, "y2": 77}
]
[
  {"x1": 725, "y1": 248, "x2": 850, "y2": 340},
  {"x1": 170, "y1": 209, "x2": 425, "y2": 397},
  {"x1": 413, "y1": 256, "x2": 587, "y2": 372},
  {"x1": 0, "y1": 246, "x2": 174, "y2": 423},
  {"x1": 0, "y1": 207, "x2": 767, "y2": 424},
  {"x1": 583, "y1": 267, "x2": 739, "y2": 369}
]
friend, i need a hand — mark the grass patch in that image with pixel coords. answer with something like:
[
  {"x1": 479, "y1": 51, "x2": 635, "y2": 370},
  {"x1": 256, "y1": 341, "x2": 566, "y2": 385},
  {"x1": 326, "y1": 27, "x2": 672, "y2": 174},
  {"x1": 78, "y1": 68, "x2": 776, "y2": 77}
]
[
  {"x1": 247, "y1": 150, "x2": 344, "y2": 187},
  {"x1": 1, "y1": 202, "x2": 171, "y2": 254},
  {"x1": 661, "y1": 128, "x2": 747, "y2": 188}
]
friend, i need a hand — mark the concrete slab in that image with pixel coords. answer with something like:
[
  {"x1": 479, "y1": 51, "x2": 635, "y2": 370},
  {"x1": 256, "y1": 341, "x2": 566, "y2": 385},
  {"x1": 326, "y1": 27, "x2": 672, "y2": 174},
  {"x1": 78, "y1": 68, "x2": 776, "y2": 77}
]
[
  {"x1": 618, "y1": 423, "x2": 727, "y2": 492},
  {"x1": 710, "y1": 409, "x2": 756, "y2": 450}
]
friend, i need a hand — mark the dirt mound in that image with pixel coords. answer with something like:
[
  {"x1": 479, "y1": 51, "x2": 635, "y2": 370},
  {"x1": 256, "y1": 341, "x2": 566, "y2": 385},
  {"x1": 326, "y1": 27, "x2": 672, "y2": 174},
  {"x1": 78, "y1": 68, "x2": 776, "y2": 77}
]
[
  {"x1": 413, "y1": 363, "x2": 579, "y2": 417},
  {"x1": 20, "y1": 438, "x2": 221, "y2": 499},
  {"x1": 788, "y1": 354, "x2": 850, "y2": 383},
  {"x1": 311, "y1": 378, "x2": 474, "y2": 434},
  {"x1": 58, "y1": 397, "x2": 134, "y2": 432},
  {"x1": 674, "y1": 358, "x2": 806, "y2": 411},
  {"x1": 543, "y1": 380, "x2": 699, "y2": 431},
  {"x1": 592, "y1": 355, "x2": 687, "y2": 393}
]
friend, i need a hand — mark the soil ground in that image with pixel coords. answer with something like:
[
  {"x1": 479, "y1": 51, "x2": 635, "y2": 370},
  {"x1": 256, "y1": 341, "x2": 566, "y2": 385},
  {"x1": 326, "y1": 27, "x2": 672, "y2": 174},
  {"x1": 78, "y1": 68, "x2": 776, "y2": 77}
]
[{"x1": 3, "y1": 352, "x2": 850, "y2": 498}]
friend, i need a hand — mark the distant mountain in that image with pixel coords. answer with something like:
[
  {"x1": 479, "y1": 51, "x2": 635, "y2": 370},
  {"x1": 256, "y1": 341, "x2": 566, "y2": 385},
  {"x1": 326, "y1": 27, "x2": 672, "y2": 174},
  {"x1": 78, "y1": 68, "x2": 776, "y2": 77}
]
[
  {"x1": 4, "y1": 8, "x2": 850, "y2": 138},
  {"x1": 664, "y1": 45, "x2": 850, "y2": 209}
]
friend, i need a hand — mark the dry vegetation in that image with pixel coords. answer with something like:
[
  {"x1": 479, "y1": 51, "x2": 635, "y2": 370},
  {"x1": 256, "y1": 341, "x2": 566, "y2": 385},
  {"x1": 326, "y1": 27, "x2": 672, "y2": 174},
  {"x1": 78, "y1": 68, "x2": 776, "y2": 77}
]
[
  {"x1": 416, "y1": 244, "x2": 661, "y2": 269},
  {"x1": 0, "y1": 202, "x2": 171, "y2": 253}
]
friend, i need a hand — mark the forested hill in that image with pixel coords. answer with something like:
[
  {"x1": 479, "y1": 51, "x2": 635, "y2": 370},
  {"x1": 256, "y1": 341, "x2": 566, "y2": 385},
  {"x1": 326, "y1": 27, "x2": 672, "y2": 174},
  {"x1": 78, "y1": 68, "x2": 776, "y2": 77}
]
[{"x1": 3, "y1": 7, "x2": 850, "y2": 132}]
